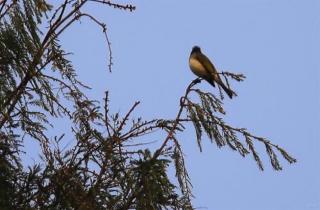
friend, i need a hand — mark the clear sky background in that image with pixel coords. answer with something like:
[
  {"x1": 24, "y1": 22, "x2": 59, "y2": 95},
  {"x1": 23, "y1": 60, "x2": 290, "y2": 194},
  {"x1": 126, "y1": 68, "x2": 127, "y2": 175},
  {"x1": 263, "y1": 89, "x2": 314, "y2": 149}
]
[{"x1": 25, "y1": 1, "x2": 319, "y2": 209}]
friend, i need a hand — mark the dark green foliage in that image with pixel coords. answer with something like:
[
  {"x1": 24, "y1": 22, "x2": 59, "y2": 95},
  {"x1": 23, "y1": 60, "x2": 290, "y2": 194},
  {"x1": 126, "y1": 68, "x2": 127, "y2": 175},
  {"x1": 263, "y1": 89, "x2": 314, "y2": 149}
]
[
  {"x1": 129, "y1": 150, "x2": 179, "y2": 209},
  {"x1": 0, "y1": 139, "x2": 17, "y2": 209}
]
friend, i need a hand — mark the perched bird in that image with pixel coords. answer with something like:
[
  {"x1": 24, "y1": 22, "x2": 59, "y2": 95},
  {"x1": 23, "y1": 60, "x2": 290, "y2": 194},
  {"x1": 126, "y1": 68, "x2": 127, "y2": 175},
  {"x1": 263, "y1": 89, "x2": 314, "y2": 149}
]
[{"x1": 189, "y1": 46, "x2": 234, "y2": 98}]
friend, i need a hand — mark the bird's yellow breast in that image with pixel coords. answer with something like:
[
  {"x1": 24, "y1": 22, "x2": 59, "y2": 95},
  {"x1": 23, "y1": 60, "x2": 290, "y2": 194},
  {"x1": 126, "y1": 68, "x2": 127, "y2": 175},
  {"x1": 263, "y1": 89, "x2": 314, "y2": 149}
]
[{"x1": 189, "y1": 57, "x2": 207, "y2": 77}]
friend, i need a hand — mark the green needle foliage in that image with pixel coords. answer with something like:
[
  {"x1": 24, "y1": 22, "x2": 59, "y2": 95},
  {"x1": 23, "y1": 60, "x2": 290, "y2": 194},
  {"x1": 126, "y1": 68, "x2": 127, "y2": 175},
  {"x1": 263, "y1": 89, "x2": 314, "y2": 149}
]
[{"x1": 0, "y1": 1, "x2": 296, "y2": 209}]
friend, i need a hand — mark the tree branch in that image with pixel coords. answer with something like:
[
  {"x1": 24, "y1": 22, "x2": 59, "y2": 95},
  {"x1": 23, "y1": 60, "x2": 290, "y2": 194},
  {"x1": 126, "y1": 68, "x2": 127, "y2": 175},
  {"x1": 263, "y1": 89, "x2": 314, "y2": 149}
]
[{"x1": 152, "y1": 78, "x2": 201, "y2": 160}]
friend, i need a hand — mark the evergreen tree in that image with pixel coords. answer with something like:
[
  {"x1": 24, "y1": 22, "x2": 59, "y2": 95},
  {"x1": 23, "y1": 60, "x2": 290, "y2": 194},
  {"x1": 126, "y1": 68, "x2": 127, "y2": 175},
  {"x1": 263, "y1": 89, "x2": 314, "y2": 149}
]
[{"x1": 0, "y1": 1, "x2": 296, "y2": 209}]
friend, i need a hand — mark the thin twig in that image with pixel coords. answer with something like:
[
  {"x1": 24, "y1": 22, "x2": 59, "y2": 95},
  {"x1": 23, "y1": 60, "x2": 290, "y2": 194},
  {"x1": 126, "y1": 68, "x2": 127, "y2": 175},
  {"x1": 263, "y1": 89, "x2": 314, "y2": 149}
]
[
  {"x1": 116, "y1": 101, "x2": 140, "y2": 134},
  {"x1": 76, "y1": 13, "x2": 113, "y2": 72},
  {"x1": 152, "y1": 78, "x2": 201, "y2": 160},
  {"x1": 88, "y1": 0, "x2": 136, "y2": 11}
]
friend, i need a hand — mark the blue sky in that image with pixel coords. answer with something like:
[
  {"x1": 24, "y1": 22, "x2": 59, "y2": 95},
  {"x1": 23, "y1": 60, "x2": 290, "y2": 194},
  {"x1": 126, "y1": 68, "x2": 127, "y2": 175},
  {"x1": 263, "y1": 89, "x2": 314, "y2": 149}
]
[{"x1": 25, "y1": 1, "x2": 320, "y2": 209}]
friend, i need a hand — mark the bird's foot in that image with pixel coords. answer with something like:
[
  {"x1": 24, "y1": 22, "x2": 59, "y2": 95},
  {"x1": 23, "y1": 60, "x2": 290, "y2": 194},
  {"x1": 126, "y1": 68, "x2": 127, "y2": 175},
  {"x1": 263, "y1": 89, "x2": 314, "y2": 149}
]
[{"x1": 193, "y1": 78, "x2": 202, "y2": 84}]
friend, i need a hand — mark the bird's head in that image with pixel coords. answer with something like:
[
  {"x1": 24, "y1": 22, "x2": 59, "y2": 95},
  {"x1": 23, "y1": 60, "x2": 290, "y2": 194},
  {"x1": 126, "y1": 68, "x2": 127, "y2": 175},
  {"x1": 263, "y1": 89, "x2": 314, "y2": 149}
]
[{"x1": 191, "y1": 46, "x2": 201, "y2": 54}]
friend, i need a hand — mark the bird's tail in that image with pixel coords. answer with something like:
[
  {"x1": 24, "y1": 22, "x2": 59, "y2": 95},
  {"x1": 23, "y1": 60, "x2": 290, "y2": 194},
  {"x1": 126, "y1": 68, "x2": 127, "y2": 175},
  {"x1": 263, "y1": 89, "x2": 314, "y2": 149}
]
[{"x1": 218, "y1": 81, "x2": 234, "y2": 99}]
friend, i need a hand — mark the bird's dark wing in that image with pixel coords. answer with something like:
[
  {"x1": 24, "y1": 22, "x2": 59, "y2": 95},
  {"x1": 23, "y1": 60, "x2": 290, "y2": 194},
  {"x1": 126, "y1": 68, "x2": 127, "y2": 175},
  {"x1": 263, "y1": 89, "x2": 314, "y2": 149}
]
[
  {"x1": 195, "y1": 53, "x2": 218, "y2": 75},
  {"x1": 193, "y1": 51, "x2": 234, "y2": 99}
]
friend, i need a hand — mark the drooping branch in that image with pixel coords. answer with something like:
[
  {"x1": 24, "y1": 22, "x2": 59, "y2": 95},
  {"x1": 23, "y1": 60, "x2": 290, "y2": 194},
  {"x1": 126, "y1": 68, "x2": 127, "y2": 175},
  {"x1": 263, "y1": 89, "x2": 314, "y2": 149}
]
[{"x1": 152, "y1": 72, "x2": 296, "y2": 171}]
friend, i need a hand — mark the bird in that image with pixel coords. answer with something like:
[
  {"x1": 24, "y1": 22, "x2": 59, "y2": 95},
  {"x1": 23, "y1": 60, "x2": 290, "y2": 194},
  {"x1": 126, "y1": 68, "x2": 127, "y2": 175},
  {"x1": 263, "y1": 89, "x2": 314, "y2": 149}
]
[{"x1": 189, "y1": 46, "x2": 234, "y2": 99}]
